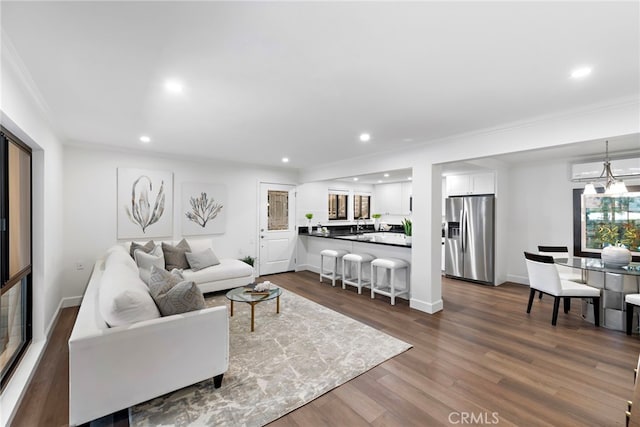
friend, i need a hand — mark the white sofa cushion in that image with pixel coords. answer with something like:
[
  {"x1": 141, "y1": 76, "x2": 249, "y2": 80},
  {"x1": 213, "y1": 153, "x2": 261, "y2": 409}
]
[
  {"x1": 185, "y1": 238, "x2": 213, "y2": 253},
  {"x1": 182, "y1": 258, "x2": 254, "y2": 284},
  {"x1": 99, "y1": 262, "x2": 161, "y2": 327},
  {"x1": 105, "y1": 245, "x2": 138, "y2": 273}
]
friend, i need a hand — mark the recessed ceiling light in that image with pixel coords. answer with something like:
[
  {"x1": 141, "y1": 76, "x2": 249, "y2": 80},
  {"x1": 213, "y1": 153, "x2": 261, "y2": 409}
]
[
  {"x1": 164, "y1": 79, "x2": 184, "y2": 93},
  {"x1": 353, "y1": 177, "x2": 359, "y2": 181},
  {"x1": 359, "y1": 133, "x2": 371, "y2": 142},
  {"x1": 570, "y1": 66, "x2": 592, "y2": 79},
  {"x1": 383, "y1": 173, "x2": 389, "y2": 177},
  {"x1": 281, "y1": 157, "x2": 289, "y2": 163},
  {"x1": 377, "y1": 180, "x2": 383, "y2": 183},
  {"x1": 139, "y1": 135, "x2": 151, "y2": 143},
  {"x1": 408, "y1": 177, "x2": 412, "y2": 181}
]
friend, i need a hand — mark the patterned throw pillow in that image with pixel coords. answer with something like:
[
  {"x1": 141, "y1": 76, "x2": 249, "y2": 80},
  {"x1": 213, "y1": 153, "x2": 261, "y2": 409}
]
[
  {"x1": 148, "y1": 265, "x2": 205, "y2": 316},
  {"x1": 129, "y1": 240, "x2": 156, "y2": 259},
  {"x1": 134, "y1": 246, "x2": 164, "y2": 285},
  {"x1": 162, "y1": 239, "x2": 192, "y2": 271}
]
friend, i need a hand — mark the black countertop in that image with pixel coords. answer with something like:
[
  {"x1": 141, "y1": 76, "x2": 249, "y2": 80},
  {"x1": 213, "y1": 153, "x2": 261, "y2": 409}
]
[{"x1": 299, "y1": 227, "x2": 411, "y2": 248}]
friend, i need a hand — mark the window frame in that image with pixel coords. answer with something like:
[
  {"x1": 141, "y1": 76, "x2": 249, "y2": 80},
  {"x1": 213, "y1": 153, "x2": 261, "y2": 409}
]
[
  {"x1": 0, "y1": 127, "x2": 33, "y2": 391},
  {"x1": 353, "y1": 194, "x2": 371, "y2": 220},
  {"x1": 328, "y1": 191, "x2": 349, "y2": 221}
]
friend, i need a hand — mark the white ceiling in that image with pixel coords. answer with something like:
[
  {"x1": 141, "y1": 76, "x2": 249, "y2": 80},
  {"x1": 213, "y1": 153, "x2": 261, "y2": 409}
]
[{"x1": 2, "y1": 1, "x2": 639, "y2": 170}]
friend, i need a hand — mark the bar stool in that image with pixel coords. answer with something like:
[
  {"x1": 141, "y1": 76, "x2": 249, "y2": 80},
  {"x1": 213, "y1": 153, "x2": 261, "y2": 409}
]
[
  {"x1": 320, "y1": 249, "x2": 349, "y2": 287},
  {"x1": 342, "y1": 253, "x2": 375, "y2": 294},
  {"x1": 371, "y1": 258, "x2": 410, "y2": 305}
]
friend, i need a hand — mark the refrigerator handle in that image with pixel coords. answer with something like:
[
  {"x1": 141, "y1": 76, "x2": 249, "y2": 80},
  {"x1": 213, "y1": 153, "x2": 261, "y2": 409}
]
[{"x1": 460, "y1": 209, "x2": 466, "y2": 252}]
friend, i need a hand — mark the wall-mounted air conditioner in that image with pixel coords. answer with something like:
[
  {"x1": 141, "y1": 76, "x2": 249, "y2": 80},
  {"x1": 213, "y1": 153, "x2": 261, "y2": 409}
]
[{"x1": 571, "y1": 157, "x2": 640, "y2": 181}]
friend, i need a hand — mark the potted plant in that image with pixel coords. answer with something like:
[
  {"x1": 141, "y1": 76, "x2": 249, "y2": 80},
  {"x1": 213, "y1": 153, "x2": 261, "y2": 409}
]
[
  {"x1": 372, "y1": 213, "x2": 382, "y2": 231},
  {"x1": 240, "y1": 255, "x2": 255, "y2": 267},
  {"x1": 596, "y1": 223, "x2": 632, "y2": 266},
  {"x1": 401, "y1": 218, "x2": 412, "y2": 244},
  {"x1": 305, "y1": 213, "x2": 313, "y2": 234}
]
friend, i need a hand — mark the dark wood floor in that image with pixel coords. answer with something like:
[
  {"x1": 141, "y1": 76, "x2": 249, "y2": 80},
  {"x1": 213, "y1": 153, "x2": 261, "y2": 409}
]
[{"x1": 12, "y1": 272, "x2": 640, "y2": 426}]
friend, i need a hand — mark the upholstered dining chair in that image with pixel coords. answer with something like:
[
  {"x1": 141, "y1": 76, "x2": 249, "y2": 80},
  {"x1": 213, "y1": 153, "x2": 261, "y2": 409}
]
[
  {"x1": 537, "y1": 245, "x2": 586, "y2": 283},
  {"x1": 626, "y1": 294, "x2": 640, "y2": 335},
  {"x1": 524, "y1": 252, "x2": 601, "y2": 326}
]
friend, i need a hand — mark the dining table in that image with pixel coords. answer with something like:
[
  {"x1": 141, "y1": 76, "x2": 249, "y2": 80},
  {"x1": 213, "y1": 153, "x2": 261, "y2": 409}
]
[{"x1": 555, "y1": 257, "x2": 640, "y2": 331}]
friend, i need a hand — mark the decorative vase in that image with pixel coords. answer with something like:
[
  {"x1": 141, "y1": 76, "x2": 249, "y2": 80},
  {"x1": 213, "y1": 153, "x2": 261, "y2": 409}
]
[
  {"x1": 307, "y1": 223, "x2": 312, "y2": 234},
  {"x1": 374, "y1": 218, "x2": 380, "y2": 231},
  {"x1": 405, "y1": 235, "x2": 412, "y2": 245},
  {"x1": 601, "y1": 245, "x2": 632, "y2": 267}
]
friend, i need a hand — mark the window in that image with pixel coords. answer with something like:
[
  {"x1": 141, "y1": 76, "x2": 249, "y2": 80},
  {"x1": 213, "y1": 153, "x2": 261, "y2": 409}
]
[
  {"x1": 0, "y1": 128, "x2": 32, "y2": 390},
  {"x1": 328, "y1": 192, "x2": 348, "y2": 220},
  {"x1": 354, "y1": 194, "x2": 371, "y2": 219},
  {"x1": 573, "y1": 186, "x2": 640, "y2": 260},
  {"x1": 268, "y1": 190, "x2": 289, "y2": 231}
]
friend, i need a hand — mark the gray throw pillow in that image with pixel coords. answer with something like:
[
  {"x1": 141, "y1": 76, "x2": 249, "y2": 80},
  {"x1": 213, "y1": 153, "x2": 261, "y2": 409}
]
[
  {"x1": 130, "y1": 240, "x2": 155, "y2": 259},
  {"x1": 162, "y1": 239, "x2": 191, "y2": 271},
  {"x1": 134, "y1": 246, "x2": 164, "y2": 285},
  {"x1": 148, "y1": 265, "x2": 204, "y2": 316},
  {"x1": 185, "y1": 248, "x2": 220, "y2": 271}
]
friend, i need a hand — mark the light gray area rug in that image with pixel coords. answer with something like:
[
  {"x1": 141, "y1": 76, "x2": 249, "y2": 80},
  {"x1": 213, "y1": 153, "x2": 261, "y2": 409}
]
[{"x1": 130, "y1": 288, "x2": 412, "y2": 427}]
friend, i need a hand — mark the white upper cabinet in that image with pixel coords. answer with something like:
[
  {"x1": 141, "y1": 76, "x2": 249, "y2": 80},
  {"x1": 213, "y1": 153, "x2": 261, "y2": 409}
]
[
  {"x1": 374, "y1": 182, "x2": 412, "y2": 215},
  {"x1": 445, "y1": 172, "x2": 495, "y2": 196}
]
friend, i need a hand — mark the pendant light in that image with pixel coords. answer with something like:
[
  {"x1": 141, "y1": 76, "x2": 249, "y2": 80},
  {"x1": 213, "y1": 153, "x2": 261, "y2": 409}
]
[{"x1": 583, "y1": 141, "x2": 628, "y2": 195}]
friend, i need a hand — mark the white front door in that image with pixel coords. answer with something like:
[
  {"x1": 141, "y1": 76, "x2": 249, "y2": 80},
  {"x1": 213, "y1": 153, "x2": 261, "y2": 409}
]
[{"x1": 258, "y1": 183, "x2": 296, "y2": 276}]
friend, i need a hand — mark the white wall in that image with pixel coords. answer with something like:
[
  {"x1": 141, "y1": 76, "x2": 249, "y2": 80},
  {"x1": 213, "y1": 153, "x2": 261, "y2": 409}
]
[
  {"x1": 61, "y1": 145, "x2": 298, "y2": 299},
  {"x1": 0, "y1": 38, "x2": 65, "y2": 426}
]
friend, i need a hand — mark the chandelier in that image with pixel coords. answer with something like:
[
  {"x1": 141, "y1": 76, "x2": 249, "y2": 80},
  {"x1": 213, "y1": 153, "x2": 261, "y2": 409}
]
[{"x1": 583, "y1": 141, "x2": 628, "y2": 195}]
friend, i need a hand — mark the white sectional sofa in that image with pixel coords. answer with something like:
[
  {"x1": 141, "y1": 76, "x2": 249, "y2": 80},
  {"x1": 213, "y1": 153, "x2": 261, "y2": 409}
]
[{"x1": 68, "y1": 239, "x2": 254, "y2": 426}]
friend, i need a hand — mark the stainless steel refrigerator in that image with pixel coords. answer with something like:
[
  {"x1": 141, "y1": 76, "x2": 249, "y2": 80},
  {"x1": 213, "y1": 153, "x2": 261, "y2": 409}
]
[{"x1": 445, "y1": 195, "x2": 495, "y2": 285}]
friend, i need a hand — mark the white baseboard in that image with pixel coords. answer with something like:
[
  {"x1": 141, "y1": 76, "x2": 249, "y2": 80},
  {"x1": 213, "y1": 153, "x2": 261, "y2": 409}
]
[
  {"x1": 296, "y1": 264, "x2": 319, "y2": 274},
  {"x1": 410, "y1": 297, "x2": 443, "y2": 314},
  {"x1": 507, "y1": 274, "x2": 529, "y2": 285}
]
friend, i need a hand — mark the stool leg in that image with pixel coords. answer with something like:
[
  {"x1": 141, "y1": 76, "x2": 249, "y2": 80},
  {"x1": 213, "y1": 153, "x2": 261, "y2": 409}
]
[
  {"x1": 332, "y1": 256, "x2": 337, "y2": 287},
  {"x1": 371, "y1": 265, "x2": 376, "y2": 299},
  {"x1": 320, "y1": 255, "x2": 324, "y2": 283},
  {"x1": 390, "y1": 268, "x2": 396, "y2": 305},
  {"x1": 357, "y1": 261, "x2": 362, "y2": 294},
  {"x1": 342, "y1": 258, "x2": 347, "y2": 289}
]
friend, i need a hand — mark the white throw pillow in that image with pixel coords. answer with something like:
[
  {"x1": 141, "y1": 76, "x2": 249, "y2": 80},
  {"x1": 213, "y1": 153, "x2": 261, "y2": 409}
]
[
  {"x1": 105, "y1": 245, "x2": 138, "y2": 273},
  {"x1": 99, "y1": 263, "x2": 160, "y2": 327},
  {"x1": 134, "y1": 245, "x2": 164, "y2": 285}
]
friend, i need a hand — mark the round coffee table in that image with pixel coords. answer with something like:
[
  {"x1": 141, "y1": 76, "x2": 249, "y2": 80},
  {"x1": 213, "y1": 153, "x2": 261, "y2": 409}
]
[{"x1": 225, "y1": 286, "x2": 282, "y2": 332}]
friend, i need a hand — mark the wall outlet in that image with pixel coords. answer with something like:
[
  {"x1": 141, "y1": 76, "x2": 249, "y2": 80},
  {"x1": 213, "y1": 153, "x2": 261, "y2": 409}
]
[{"x1": 75, "y1": 262, "x2": 85, "y2": 271}]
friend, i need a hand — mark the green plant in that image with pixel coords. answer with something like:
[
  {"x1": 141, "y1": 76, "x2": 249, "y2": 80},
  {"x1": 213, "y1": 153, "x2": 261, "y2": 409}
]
[
  {"x1": 240, "y1": 255, "x2": 255, "y2": 267},
  {"x1": 401, "y1": 218, "x2": 412, "y2": 236},
  {"x1": 372, "y1": 213, "x2": 382, "y2": 219},
  {"x1": 305, "y1": 213, "x2": 313, "y2": 220}
]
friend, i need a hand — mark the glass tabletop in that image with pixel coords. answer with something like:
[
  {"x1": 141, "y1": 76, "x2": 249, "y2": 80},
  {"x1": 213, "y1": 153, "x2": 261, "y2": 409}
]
[
  {"x1": 555, "y1": 257, "x2": 640, "y2": 276},
  {"x1": 225, "y1": 286, "x2": 282, "y2": 303}
]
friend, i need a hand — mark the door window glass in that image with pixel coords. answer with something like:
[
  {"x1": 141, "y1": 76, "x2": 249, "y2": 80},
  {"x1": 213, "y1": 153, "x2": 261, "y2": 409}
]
[{"x1": 268, "y1": 190, "x2": 289, "y2": 231}]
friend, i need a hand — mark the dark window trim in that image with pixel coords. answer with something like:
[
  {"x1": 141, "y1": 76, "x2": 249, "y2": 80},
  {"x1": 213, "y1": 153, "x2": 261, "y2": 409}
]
[
  {"x1": 354, "y1": 194, "x2": 371, "y2": 220},
  {"x1": 572, "y1": 185, "x2": 640, "y2": 262},
  {"x1": 328, "y1": 193, "x2": 348, "y2": 220},
  {"x1": 0, "y1": 126, "x2": 33, "y2": 391}
]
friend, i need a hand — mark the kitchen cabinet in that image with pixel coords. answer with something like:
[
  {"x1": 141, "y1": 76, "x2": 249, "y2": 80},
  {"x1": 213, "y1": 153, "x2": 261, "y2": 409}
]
[
  {"x1": 445, "y1": 172, "x2": 494, "y2": 196},
  {"x1": 374, "y1": 182, "x2": 412, "y2": 215}
]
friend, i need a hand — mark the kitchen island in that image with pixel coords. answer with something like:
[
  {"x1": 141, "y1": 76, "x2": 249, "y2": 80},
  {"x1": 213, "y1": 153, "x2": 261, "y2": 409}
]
[{"x1": 296, "y1": 229, "x2": 411, "y2": 298}]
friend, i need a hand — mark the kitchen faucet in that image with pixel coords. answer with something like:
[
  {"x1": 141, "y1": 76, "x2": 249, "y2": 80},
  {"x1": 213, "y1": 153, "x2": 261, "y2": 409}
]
[{"x1": 356, "y1": 217, "x2": 366, "y2": 234}]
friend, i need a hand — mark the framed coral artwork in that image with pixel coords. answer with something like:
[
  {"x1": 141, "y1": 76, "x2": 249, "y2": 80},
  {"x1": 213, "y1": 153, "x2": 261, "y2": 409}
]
[
  {"x1": 182, "y1": 183, "x2": 227, "y2": 235},
  {"x1": 117, "y1": 168, "x2": 173, "y2": 239}
]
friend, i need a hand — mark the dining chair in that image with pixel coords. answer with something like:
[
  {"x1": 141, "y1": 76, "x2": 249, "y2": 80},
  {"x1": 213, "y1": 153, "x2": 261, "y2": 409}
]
[
  {"x1": 538, "y1": 245, "x2": 586, "y2": 283},
  {"x1": 524, "y1": 251, "x2": 600, "y2": 326},
  {"x1": 626, "y1": 294, "x2": 640, "y2": 335}
]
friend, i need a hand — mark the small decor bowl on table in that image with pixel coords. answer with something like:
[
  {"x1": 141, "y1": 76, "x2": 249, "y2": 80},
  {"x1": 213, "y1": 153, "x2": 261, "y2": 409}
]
[{"x1": 601, "y1": 244, "x2": 632, "y2": 267}]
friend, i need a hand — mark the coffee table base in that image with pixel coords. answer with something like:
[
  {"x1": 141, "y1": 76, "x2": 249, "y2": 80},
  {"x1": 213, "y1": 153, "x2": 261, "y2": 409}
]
[{"x1": 230, "y1": 294, "x2": 280, "y2": 332}]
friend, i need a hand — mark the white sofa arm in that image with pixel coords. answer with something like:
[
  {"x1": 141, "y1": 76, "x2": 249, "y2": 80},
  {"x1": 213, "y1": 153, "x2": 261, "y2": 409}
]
[{"x1": 69, "y1": 305, "x2": 228, "y2": 426}]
